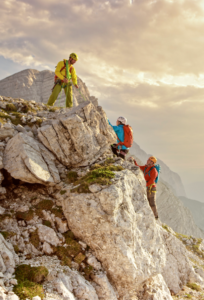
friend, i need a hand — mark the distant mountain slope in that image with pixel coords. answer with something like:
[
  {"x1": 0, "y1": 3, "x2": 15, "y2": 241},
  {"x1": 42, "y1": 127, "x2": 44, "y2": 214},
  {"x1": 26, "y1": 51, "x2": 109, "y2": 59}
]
[
  {"x1": 0, "y1": 69, "x2": 98, "y2": 106},
  {"x1": 130, "y1": 142, "x2": 186, "y2": 197},
  {"x1": 179, "y1": 196, "x2": 204, "y2": 231}
]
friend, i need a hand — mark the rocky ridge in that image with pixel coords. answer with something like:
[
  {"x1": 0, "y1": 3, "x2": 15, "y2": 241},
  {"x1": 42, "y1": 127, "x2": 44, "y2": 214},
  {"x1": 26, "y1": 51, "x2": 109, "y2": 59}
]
[
  {"x1": 0, "y1": 95, "x2": 204, "y2": 300},
  {"x1": 0, "y1": 69, "x2": 98, "y2": 107}
]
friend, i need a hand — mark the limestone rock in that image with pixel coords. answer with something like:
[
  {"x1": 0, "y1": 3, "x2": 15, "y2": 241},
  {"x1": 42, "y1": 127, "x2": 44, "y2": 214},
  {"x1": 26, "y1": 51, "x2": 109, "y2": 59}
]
[
  {"x1": 0, "y1": 206, "x2": 5, "y2": 215},
  {"x1": 91, "y1": 273, "x2": 118, "y2": 300},
  {"x1": 62, "y1": 169, "x2": 166, "y2": 299},
  {"x1": 89, "y1": 184, "x2": 102, "y2": 193},
  {"x1": 161, "y1": 227, "x2": 201, "y2": 294},
  {"x1": 0, "y1": 128, "x2": 16, "y2": 140},
  {"x1": 0, "y1": 234, "x2": 18, "y2": 276},
  {"x1": 43, "y1": 242, "x2": 54, "y2": 255},
  {"x1": 0, "y1": 288, "x2": 19, "y2": 300},
  {"x1": 55, "y1": 217, "x2": 68, "y2": 233},
  {"x1": 0, "y1": 157, "x2": 3, "y2": 169},
  {"x1": 3, "y1": 133, "x2": 60, "y2": 185},
  {"x1": 87, "y1": 255, "x2": 101, "y2": 270},
  {"x1": 138, "y1": 274, "x2": 173, "y2": 300},
  {"x1": 37, "y1": 224, "x2": 60, "y2": 246},
  {"x1": 38, "y1": 102, "x2": 116, "y2": 167}
]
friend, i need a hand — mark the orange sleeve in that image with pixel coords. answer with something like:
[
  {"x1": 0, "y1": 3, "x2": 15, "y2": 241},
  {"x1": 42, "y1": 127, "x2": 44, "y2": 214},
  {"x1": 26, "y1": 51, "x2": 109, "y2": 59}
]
[
  {"x1": 146, "y1": 168, "x2": 158, "y2": 186},
  {"x1": 134, "y1": 160, "x2": 145, "y2": 171}
]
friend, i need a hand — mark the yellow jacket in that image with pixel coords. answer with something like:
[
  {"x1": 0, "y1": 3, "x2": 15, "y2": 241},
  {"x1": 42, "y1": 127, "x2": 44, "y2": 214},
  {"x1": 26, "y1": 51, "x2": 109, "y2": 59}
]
[{"x1": 55, "y1": 59, "x2": 77, "y2": 85}]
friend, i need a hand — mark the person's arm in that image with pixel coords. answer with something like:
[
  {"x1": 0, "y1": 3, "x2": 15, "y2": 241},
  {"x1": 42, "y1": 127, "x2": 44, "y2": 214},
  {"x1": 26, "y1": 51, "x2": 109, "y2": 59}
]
[
  {"x1": 108, "y1": 120, "x2": 120, "y2": 133},
  {"x1": 146, "y1": 168, "x2": 158, "y2": 186},
  {"x1": 70, "y1": 67, "x2": 78, "y2": 86},
  {"x1": 55, "y1": 61, "x2": 65, "y2": 81},
  {"x1": 133, "y1": 159, "x2": 146, "y2": 171}
]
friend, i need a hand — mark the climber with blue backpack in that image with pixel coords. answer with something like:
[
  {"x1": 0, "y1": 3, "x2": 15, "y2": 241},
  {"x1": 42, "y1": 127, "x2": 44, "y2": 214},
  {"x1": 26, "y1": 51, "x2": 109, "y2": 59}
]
[{"x1": 129, "y1": 156, "x2": 161, "y2": 219}]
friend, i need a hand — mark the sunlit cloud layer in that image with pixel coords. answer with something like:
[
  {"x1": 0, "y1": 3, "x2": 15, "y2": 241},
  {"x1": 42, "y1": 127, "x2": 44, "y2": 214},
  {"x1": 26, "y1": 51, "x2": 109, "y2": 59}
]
[{"x1": 0, "y1": 0, "x2": 204, "y2": 189}]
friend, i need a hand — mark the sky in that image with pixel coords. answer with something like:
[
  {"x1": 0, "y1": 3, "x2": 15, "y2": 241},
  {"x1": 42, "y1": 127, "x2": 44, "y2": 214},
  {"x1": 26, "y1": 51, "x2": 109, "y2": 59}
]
[{"x1": 0, "y1": 0, "x2": 204, "y2": 201}]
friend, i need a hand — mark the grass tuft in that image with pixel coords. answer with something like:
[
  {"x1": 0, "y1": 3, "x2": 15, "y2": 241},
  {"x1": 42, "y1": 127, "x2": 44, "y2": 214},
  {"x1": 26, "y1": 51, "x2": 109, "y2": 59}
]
[
  {"x1": 71, "y1": 165, "x2": 123, "y2": 193},
  {"x1": 187, "y1": 282, "x2": 201, "y2": 291},
  {"x1": 16, "y1": 209, "x2": 34, "y2": 222},
  {"x1": 30, "y1": 229, "x2": 40, "y2": 249},
  {"x1": 34, "y1": 199, "x2": 54, "y2": 210},
  {"x1": 13, "y1": 264, "x2": 48, "y2": 300}
]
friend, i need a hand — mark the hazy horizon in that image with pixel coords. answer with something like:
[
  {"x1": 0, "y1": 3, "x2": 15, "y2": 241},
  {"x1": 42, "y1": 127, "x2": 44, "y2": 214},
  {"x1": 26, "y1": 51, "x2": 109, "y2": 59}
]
[{"x1": 0, "y1": 0, "x2": 204, "y2": 202}]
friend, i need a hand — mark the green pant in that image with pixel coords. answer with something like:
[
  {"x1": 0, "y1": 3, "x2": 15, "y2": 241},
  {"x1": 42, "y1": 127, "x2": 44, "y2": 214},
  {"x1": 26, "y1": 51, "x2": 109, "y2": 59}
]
[{"x1": 47, "y1": 83, "x2": 73, "y2": 108}]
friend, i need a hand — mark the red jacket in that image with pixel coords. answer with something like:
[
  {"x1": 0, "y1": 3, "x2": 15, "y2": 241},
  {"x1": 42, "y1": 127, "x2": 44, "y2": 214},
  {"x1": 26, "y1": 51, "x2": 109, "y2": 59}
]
[{"x1": 134, "y1": 161, "x2": 158, "y2": 187}]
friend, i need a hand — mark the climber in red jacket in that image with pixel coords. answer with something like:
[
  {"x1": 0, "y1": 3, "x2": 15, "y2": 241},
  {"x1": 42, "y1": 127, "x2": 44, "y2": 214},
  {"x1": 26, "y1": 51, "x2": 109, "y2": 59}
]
[{"x1": 129, "y1": 156, "x2": 159, "y2": 219}]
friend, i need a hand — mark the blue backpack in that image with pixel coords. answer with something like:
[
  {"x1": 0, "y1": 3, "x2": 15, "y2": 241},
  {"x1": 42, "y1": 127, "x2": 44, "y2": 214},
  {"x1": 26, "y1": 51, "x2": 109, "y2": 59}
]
[{"x1": 144, "y1": 164, "x2": 161, "y2": 184}]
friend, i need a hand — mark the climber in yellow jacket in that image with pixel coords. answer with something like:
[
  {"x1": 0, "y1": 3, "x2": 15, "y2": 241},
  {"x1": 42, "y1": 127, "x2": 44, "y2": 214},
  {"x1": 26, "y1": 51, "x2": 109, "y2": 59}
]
[{"x1": 47, "y1": 53, "x2": 79, "y2": 108}]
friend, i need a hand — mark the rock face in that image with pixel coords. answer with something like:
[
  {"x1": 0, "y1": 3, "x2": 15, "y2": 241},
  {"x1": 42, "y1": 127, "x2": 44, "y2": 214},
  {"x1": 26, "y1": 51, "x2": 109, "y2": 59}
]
[
  {"x1": 0, "y1": 234, "x2": 18, "y2": 278},
  {"x1": 38, "y1": 102, "x2": 116, "y2": 167},
  {"x1": 1, "y1": 95, "x2": 204, "y2": 300},
  {"x1": 61, "y1": 164, "x2": 200, "y2": 299},
  {"x1": 0, "y1": 69, "x2": 98, "y2": 107},
  {"x1": 3, "y1": 132, "x2": 60, "y2": 185},
  {"x1": 130, "y1": 142, "x2": 186, "y2": 197},
  {"x1": 157, "y1": 181, "x2": 204, "y2": 238}
]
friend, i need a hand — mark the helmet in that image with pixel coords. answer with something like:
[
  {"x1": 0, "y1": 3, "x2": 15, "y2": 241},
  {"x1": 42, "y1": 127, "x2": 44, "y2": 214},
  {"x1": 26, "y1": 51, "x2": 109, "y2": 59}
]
[
  {"x1": 117, "y1": 116, "x2": 127, "y2": 125},
  {"x1": 69, "y1": 53, "x2": 78, "y2": 61},
  {"x1": 149, "y1": 156, "x2": 157, "y2": 164}
]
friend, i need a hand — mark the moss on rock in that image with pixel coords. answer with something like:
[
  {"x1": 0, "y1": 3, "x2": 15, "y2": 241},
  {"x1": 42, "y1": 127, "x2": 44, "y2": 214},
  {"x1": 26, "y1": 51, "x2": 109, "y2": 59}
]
[
  {"x1": 74, "y1": 252, "x2": 86, "y2": 264},
  {"x1": 51, "y1": 207, "x2": 64, "y2": 219},
  {"x1": 186, "y1": 282, "x2": 201, "y2": 291},
  {"x1": 64, "y1": 237, "x2": 81, "y2": 257},
  {"x1": 30, "y1": 229, "x2": 40, "y2": 249},
  {"x1": 60, "y1": 190, "x2": 67, "y2": 195},
  {"x1": 53, "y1": 246, "x2": 72, "y2": 267},
  {"x1": 0, "y1": 231, "x2": 16, "y2": 239},
  {"x1": 66, "y1": 171, "x2": 78, "y2": 183},
  {"x1": 6, "y1": 103, "x2": 17, "y2": 112},
  {"x1": 71, "y1": 165, "x2": 123, "y2": 193},
  {"x1": 16, "y1": 209, "x2": 34, "y2": 222},
  {"x1": 13, "y1": 264, "x2": 48, "y2": 300},
  {"x1": 42, "y1": 220, "x2": 52, "y2": 228},
  {"x1": 34, "y1": 199, "x2": 54, "y2": 210}
]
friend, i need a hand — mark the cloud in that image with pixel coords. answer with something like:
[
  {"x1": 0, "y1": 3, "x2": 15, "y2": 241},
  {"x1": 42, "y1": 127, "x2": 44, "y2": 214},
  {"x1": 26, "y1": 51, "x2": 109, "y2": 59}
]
[{"x1": 0, "y1": 0, "x2": 204, "y2": 187}]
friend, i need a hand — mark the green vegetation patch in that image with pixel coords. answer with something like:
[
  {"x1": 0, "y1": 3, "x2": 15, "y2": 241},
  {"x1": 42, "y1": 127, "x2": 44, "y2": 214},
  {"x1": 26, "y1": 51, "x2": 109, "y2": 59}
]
[
  {"x1": 71, "y1": 165, "x2": 123, "y2": 193},
  {"x1": 13, "y1": 264, "x2": 48, "y2": 300},
  {"x1": 60, "y1": 190, "x2": 67, "y2": 195},
  {"x1": 13, "y1": 244, "x2": 20, "y2": 254},
  {"x1": 66, "y1": 171, "x2": 78, "y2": 183},
  {"x1": 64, "y1": 237, "x2": 81, "y2": 257},
  {"x1": 162, "y1": 224, "x2": 171, "y2": 233},
  {"x1": 187, "y1": 282, "x2": 201, "y2": 291},
  {"x1": 63, "y1": 230, "x2": 75, "y2": 240},
  {"x1": 16, "y1": 209, "x2": 34, "y2": 222},
  {"x1": 34, "y1": 199, "x2": 54, "y2": 210},
  {"x1": 6, "y1": 103, "x2": 17, "y2": 112},
  {"x1": 84, "y1": 265, "x2": 93, "y2": 280},
  {"x1": 53, "y1": 246, "x2": 72, "y2": 267},
  {"x1": 51, "y1": 207, "x2": 64, "y2": 219},
  {"x1": 30, "y1": 229, "x2": 40, "y2": 249},
  {"x1": 74, "y1": 252, "x2": 86, "y2": 264},
  {"x1": 42, "y1": 220, "x2": 52, "y2": 228},
  {"x1": 175, "y1": 233, "x2": 204, "y2": 260},
  {"x1": 0, "y1": 231, "x2": 16, "y2": 239}
]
